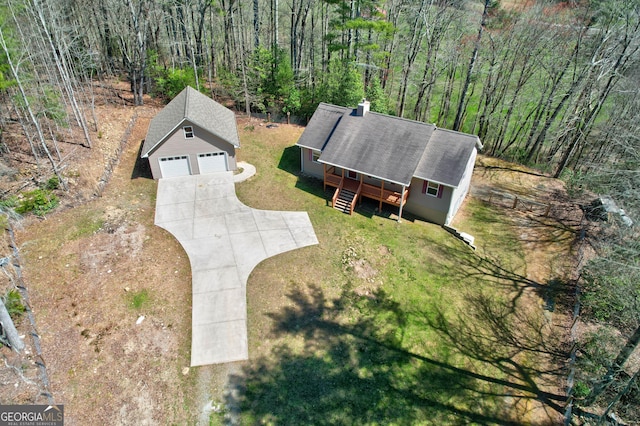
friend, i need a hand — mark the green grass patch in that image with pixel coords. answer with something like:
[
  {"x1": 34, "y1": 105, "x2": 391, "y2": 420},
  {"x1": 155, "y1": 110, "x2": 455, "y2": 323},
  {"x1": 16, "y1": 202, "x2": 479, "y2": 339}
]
[
  {"x1": 231, "y1": 124, "x2": 562, "y2": 424},
  {"x1": 127, "y1": 289, "x2": 151, "y2": 310},
  {"x1": 67, "y1": 210, "x2": 105, "y2": 240},
  {"x1": 0, "y1": 196, "x2": 19, "y2": 210}
]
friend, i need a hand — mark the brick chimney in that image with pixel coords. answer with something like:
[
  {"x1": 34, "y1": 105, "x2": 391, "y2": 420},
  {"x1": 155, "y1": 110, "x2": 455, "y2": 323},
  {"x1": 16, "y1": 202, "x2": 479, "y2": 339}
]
[{"x1": 356, "y1": 99, "x2": 370, "y2": 117}]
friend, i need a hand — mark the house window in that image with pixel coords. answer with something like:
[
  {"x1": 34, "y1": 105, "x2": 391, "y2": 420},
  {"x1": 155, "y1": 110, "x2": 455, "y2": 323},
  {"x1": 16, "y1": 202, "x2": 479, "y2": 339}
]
[
  {"x1": 347, "y1": 170, "x2": 358, "y2": 180},
  {"x1": 183, "y1": 126, "x2": 194, "y2": 139},
  {"x1": 422, "y1": 180, "x2": 442, "y2": 198}
]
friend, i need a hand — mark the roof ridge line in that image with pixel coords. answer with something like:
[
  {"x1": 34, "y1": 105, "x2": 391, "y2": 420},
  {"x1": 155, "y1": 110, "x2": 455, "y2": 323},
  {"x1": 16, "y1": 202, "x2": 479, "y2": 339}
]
[
  {"x1": 366, "y1": 110, "x2": 436, "y2": 127},
  {"x1": 184, "y1": 86, "x2": 191, "y2": 118},
  {"x1": 433, "y1": 126, "x2": 479, "y2": 138}
]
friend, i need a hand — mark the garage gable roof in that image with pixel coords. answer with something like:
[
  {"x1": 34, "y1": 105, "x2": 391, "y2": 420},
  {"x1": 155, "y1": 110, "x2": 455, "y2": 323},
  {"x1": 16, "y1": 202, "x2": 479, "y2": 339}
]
[{"x1": 142, "y1": 86, "x2": 240, "y2": 158}]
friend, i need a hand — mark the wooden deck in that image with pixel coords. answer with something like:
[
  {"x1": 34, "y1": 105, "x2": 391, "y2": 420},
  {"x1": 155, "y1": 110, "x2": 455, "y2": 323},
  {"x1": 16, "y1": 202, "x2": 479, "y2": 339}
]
[{"x1": 324, "y1": 168, "x2": 408, "y2": 210}]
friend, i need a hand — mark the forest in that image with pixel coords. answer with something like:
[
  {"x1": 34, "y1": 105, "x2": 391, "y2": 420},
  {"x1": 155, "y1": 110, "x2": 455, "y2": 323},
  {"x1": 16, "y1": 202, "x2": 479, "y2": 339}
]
[{"x1": 0, "y1": 0, "x2": 639, "y2": 422}]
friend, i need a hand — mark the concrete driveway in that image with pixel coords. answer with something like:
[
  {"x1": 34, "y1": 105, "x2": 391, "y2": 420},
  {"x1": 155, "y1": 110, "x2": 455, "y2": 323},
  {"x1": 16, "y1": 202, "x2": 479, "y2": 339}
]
[{"x1": 154, "y1": 171, "x2": 318, "y2": 366}]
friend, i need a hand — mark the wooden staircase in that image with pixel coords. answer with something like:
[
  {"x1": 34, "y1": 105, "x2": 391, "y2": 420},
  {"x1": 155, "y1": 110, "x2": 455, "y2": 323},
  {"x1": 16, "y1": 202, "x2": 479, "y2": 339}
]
[{"x1": 333, "y1": 188, "x2": 356, "y2": 214}]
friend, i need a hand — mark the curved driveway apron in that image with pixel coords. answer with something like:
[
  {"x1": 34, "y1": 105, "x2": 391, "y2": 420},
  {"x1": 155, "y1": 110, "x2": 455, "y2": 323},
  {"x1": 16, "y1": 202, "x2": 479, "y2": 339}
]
[{"x1": 154, "y1": 172, "x2": 318, "y2": 366}]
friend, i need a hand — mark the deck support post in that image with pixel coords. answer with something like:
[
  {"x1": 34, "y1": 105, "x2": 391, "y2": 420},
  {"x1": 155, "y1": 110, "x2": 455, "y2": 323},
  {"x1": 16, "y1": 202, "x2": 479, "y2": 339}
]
[
  {"x1": 323, "y1": 163, "x2": 327, "y2": 191},
  {"x1": 398, "y1": 185, "x2": 407, "y2": 223}
]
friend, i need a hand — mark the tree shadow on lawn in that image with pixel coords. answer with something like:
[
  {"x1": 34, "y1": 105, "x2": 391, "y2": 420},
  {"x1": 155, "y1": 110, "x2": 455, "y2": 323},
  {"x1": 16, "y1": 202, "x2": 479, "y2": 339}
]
[
  {"x1": 437, "y1": 241, "x2": 575, "y2": 316},
  {"x1": 514, "y1": 214, "x2": 582, "y2": 246},
  {"x1": 229, "y1": 283, "x2": 567, "y2": 424}
]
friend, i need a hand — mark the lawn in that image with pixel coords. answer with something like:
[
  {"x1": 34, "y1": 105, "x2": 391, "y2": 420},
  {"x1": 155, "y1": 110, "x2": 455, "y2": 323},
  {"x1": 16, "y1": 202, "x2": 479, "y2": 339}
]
[{"x1": 215, "y1": 120, "x2": 570, "y2": 424}]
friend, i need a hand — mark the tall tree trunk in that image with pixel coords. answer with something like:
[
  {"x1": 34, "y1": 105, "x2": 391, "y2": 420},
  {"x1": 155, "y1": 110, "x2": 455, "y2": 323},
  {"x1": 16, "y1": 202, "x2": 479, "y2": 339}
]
[
  {"x1": 177, "y1": 3, "x2": 192, "y2": 63},
  {"x1": 396, "y1": 0, "x2": 426, "y2": 118},
  {"x1": 0, "y1": 299, "x2": 25, "y2": 352},
  {"x1": 31, "y1": 0, "x2": 92, "y2": 148},
  {"x1": 453, "y1": 0, "x2": 490, "y2": 131},
  {"x1": 254, "y1": 0, "x2": 260, "y2": 49},
  {"x1": 523, "y1": 27, "x2": 585, "y2": 164},
  {"x1": 0, "y1": 26, "x2": 67, "y2": 190},
  {"x1": 272, "y1": 0, "x2": 279, "y2": 51},
  {"x1": 195, "y1": 1, "x2": 211, "y2": 66},
  {"x1": 126, "y1": 0, "x2": 148, "y2": 106}
]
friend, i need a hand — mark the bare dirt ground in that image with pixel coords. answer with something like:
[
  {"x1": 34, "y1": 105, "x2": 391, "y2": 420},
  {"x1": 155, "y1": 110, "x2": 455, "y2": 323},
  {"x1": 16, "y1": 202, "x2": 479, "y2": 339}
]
[
  {"x1": 462, "y1": 155, "x2": 587, "y2": 424},
  {"x1": 0, "y1": 82, "x2": 585, "y2": 424},
  {"x1": 0, "y1": 83, "x2": 208, "y2": 424}
]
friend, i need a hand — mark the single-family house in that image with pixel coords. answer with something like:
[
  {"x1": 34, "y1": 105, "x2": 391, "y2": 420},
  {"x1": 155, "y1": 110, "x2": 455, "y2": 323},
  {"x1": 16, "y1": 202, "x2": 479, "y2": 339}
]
[
  {"x1": 142, "y1": 86, "x2": 240, "y2": 179},
  {"x1": 296, "y1": 101, "x2": 482, "y2": 225}
]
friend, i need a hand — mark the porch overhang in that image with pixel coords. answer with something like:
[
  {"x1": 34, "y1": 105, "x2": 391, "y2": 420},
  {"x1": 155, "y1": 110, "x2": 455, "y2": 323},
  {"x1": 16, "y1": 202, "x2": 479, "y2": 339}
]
[
  {"x1": 318, "y1": 159, "x2": 409, "y2": 187},
  {"x1": 322, "y1": 164, "x2": 410, "y2": 215}
]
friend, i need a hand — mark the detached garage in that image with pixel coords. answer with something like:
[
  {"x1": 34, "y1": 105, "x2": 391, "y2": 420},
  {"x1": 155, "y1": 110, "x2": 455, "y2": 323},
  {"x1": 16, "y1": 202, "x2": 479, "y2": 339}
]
[{"x1": 141, "y1": 86, "x2": 240, "y2": 180}]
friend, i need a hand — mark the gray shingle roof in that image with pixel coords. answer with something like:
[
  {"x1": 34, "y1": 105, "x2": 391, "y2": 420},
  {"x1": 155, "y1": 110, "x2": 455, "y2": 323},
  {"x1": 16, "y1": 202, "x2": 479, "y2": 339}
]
[
  {"x1": 296, "y1": 102, "x2": 478, "y2": 187},
  {"x1": 142, "y1": 86, "x2": 240, "y2": 158},
  {"x1": 319, "y1": 109, "x2": 434, "y2": 185},
  {"x1": 295, "y1": 103, "x2": 349, "y2": 151},
  {"x1": 414, "y1": 129, "x2": 479, "y2": 187}
]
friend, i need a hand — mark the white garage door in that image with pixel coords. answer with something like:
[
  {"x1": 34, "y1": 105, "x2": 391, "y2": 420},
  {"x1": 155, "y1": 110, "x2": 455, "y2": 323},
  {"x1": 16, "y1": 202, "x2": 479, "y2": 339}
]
[
  {"x1": 159, "y1": 156, "x2": 191, "y2": 178},
  {"x1": 198, "y1": 152, "x2": 227, "y2": 174}
]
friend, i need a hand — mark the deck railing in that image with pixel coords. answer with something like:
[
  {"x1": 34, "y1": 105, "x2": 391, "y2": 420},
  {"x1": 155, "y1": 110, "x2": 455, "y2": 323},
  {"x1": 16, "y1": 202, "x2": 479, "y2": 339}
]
[
  {"x1": 350, "y1": 181, "x2": 363, "y2": 215},
  {"x1": 331, "y1": 179, "x2": 344, "y2": 207},
  {"x1": 324, "y1": 168, "x2": 409, "y2": 209}
]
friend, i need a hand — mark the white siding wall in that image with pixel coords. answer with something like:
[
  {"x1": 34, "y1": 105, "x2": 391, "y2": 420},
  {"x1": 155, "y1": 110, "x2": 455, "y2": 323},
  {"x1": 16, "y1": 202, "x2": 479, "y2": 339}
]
[{"x1": 446, "y1": 148, "x2": 477, "y2": 224}]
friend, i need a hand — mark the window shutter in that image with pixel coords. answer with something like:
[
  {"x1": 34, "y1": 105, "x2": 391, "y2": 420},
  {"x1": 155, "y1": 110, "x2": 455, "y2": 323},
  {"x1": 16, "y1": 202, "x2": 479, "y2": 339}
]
[
  {"x1": 308, "y1": 149, "x2": 312, "y2": 161},
  {"x1": 422, "y1": 180, "x2": 428, "y2": 194},
  {"x1": 437, "y1": 185, "x2": 444, "y2": 199}
]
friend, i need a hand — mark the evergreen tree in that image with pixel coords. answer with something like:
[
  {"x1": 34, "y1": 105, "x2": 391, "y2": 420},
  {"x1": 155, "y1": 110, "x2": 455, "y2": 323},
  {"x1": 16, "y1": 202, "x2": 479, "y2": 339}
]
[
  {"x1": 365, "y1": 74, "x2": 390, "y2": 114},
  {"x1": 326, "y1": 59, "x2": 364, "y2": 107}
]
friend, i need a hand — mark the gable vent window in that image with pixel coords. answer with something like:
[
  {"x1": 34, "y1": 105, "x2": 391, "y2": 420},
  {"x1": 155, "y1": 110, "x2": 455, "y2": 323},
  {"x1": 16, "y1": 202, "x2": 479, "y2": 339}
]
[{"x1": 183, "y1": 126, "x2": 194, "y2": 139}]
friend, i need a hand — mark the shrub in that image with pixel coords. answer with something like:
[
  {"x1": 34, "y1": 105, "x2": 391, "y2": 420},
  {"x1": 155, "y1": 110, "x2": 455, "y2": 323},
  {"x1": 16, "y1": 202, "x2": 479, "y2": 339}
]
[
  {"x1": 3, "y1": 289, "x2": 26, "y2": 320},
  {"x1": 15, "y1": 189, "x2": 59, "y2": 216},
  {"x1": 154, "y1": 68, "x2": 198, "y2": 99},
  {"x1": 45, "y1": 176, "x2": 60, "y2": 190},
  {"x1": 573, "y1": 381, "x2": 590, "y2": 399}
]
